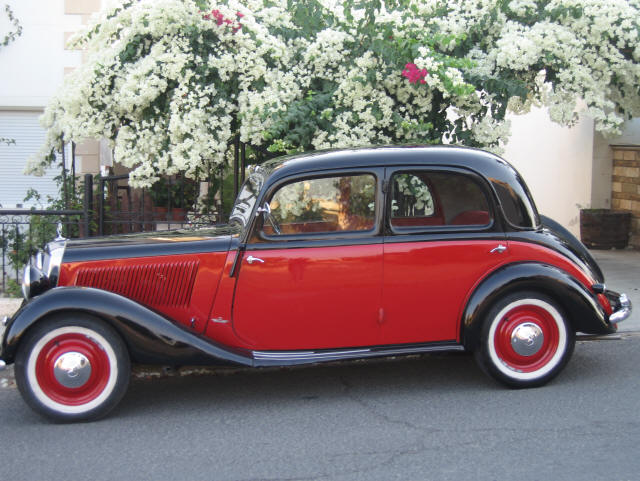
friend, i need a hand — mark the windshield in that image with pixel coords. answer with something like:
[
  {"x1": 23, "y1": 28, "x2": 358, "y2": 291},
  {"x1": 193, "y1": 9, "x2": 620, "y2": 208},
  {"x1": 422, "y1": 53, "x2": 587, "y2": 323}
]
[{"x1": 229, "y1": 172, "x2": 265, "y2": 227}]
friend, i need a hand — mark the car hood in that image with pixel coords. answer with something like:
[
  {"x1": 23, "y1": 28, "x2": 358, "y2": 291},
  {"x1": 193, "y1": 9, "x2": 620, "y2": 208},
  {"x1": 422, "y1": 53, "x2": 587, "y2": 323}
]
[{"x1": 61, "y1": 225, "x2": 241, "y2": 263}]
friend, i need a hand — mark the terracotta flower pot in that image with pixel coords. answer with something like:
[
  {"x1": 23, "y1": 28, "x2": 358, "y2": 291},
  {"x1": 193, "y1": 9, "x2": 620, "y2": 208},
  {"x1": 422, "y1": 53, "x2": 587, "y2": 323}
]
[
  {"x1": 153, "y1": 206, "x2": 168, "y2": 220},
  {"x1": 580, "y1": 209, "x2": 631, "y2": 249},
  {"x1": 170, "y1": 207, "x2": 186, "y2": 221}
]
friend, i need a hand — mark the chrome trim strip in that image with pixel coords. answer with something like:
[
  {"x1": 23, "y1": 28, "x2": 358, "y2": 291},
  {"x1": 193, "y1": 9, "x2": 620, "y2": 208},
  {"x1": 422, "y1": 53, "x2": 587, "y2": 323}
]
[
  {"x1": 252, "y1": 343, "x2": 464, "y2": 363},
  {"x1": 253, "y1": 348, "x2": 370, "y2": 361},
  {"x1": 610, "y1": 293, "x2": 632, "y2": 324}
]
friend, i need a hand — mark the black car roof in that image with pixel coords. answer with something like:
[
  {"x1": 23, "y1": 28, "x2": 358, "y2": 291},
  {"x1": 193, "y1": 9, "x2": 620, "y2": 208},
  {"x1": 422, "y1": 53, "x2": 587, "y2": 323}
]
[
  {"x1": 259, "y1": 145, "x2": 515, "y2": 181},
  {"x1": 254, "y1": 145, "x2": 540, "y2": 230}
]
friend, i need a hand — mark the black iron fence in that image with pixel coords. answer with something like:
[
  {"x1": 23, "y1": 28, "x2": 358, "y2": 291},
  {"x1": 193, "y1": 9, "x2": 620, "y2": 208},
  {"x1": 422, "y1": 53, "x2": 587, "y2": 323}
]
[
  {"x1": 0, "y1": 172, "x2": 226, "y2": 295},
  {"x1": 0, "y1": 209, "x2": 86, "y2": 295},
  {"x1": 0, "y1": 132, "x2": 259, "y2": 295}
]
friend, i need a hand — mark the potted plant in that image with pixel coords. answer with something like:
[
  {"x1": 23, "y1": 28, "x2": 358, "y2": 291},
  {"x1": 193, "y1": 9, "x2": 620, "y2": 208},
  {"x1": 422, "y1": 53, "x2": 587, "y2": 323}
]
[
  {"x1": 170, "y1": 177, "x2": 198, "y2": 221},
  {"x1": 150, "y1": 176, "x2": 199, "y2": 223},
  {"x1": 579, "y1": 208, "x2": 631, "y2": 249},
  {"x1": 149, "y1": 177, "x2": 170, "y2": 220}
]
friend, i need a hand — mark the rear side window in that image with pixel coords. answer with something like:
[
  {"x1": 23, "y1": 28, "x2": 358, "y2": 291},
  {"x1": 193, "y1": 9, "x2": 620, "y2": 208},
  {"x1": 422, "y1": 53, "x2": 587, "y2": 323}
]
[
  {"x1": 491, "y1": 176, "x2": 538, "y2": 229},
  {"x1": 390, "y1": 171, "x2": 491, "y2": 229},
  {"x1": 264, "y1": 174, "x2": 376, "y2": 235}
]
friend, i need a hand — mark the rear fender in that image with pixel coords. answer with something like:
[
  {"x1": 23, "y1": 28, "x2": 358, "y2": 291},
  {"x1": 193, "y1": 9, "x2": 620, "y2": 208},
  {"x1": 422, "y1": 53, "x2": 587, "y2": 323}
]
[{"x1": 461, "y1": 262, "x2": 612, "y2": 351}]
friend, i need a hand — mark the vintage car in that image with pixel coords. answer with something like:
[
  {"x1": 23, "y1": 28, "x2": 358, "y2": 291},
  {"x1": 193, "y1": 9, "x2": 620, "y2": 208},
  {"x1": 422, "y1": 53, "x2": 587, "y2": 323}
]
[{"x1": 0, "y1": 146, "x2": 631, "y2": 422}]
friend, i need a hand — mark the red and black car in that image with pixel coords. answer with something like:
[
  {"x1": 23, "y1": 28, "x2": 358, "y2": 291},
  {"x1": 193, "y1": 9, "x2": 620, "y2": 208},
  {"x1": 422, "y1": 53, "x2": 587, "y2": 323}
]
[{"x1": 0, "y1": 146, "x2": 631, "y2": 422}]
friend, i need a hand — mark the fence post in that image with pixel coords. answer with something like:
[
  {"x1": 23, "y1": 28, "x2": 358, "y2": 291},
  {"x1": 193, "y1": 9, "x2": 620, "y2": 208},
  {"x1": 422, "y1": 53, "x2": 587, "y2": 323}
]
[
  {"x1": 98, "y1": 178, "x2": 104, "y2": 236},
  {"x1": 1, "y1": 225, "x2": 5, "y2": 293},
  {"x1": 233, "y1": 135, "x2": 240, "y2": 200},
  {"x1": 13, "y1": 224, "x2": 20, "y2": 285},
  {"x1": 84, "y1": 174, "x2": 93, "y2": 238},
  {"x1": 240, "y1": 142, "x2": 246, "y2": 183}
]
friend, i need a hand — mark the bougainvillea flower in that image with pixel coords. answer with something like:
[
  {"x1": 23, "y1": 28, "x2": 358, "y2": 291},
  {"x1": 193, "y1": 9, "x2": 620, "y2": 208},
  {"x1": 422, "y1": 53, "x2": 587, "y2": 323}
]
[{"x1": 401, "y1": 63, "x2": 428, "y2": 84}]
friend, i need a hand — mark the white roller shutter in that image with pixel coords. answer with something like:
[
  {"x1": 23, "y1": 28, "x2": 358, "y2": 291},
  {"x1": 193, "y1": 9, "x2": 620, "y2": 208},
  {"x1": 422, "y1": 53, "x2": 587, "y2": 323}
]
[{"x1": 0, "y1": 110, "x2": 61, "y2": 208}]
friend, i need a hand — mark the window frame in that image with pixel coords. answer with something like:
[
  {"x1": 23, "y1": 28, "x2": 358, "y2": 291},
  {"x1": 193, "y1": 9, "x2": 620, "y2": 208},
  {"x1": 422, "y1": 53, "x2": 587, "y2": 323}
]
[
  {"x1": 250, "y1": 168, "x2": 384, "y2": 244},
  {"x1": 385, "y1": 166, "x2": 498, "y2": 236}
]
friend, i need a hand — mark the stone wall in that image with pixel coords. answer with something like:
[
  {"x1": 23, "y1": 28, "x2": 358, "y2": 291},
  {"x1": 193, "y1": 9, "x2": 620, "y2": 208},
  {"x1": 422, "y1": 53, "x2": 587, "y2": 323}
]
[{"x1": 611, "y1": 146, "x2": 640, "y2": 248}]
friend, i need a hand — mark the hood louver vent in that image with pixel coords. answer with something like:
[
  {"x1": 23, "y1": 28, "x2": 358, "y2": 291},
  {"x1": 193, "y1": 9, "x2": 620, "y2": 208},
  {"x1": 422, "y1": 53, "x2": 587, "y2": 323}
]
[{"x1": 74, "y1": 260, "x2": 200, "y2": 308}]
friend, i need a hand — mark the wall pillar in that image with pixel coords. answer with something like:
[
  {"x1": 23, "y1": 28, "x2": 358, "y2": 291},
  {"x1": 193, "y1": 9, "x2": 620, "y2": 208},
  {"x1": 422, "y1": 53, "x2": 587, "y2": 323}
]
[
  {"x1": 64, "y1": 0, "x2": 103, "y2": 175},
  {"x1": 611, "y1": 146, "x2": 640, "y2": 248}
]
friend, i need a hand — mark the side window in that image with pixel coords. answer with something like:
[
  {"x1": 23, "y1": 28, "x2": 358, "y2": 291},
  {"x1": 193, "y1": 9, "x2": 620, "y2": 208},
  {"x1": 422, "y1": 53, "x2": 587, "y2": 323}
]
[
  {"x1": 264, "y1": 174, "x2": 376, "y2": 235},
  {"x1": 390, "y1": 171, "x2": 491, "y2": 229}
]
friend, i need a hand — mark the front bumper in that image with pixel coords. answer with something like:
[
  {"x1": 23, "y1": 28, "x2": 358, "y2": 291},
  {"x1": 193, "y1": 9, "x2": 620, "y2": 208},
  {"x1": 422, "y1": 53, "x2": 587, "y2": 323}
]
[{"x1": 606, "y1": 291, "x2": 632, "y2": 325}]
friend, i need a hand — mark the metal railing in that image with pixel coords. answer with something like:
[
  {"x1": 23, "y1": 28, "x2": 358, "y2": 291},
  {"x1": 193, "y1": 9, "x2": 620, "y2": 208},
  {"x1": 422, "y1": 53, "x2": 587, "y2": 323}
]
[
  {"x1": 0, "y1": 168, "x2": 229, "y2": 295},
  {"x1": 0, "y1": 209, "x2": 86, "y2": 294}
]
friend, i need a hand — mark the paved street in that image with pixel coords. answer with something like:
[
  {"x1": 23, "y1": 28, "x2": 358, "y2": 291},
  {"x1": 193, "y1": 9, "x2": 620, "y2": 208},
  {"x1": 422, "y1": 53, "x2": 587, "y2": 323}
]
[
  {"x1": 0, "y1": 248, "x2": 638, "y2": 480},
  {"x1": 0, "y1": 333, "x2": 639, "y2": 481}
]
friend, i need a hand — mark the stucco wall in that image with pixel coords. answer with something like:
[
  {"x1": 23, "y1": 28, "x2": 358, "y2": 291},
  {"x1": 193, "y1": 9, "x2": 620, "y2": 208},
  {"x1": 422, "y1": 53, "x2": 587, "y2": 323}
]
[
  {"x1": 0, "y1": 0, "x2": 104, "y2": 179},
  {"x1": 503, "y1": 107, "x2": 594, "y2": 237},
  {"x1": 612, "y1": 119, "x2": 640, "y2": 145},
  {"x1": 0, "y1": 1, "x2": 82, "y2": 109}
]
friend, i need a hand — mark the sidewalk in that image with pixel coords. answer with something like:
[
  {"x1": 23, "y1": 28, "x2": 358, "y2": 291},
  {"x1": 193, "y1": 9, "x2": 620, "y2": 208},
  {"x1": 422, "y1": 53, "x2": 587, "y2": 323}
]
[
  {"x1": 591, "y1": 249, "x2": 640, "y2": 332},
  {"x1": 0, "y1": 249, "x2": 638, "y2": 331}
]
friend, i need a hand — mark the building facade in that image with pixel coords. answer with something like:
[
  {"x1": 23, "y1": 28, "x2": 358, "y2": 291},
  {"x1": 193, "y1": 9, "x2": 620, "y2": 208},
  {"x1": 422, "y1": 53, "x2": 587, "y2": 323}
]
[{"x1": 0, "y1": 0, "x2": 103, "y2": 208}]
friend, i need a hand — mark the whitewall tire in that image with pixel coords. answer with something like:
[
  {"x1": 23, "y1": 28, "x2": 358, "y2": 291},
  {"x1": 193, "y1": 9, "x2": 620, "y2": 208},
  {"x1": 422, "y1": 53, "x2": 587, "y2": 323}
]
[
  {"x1": 15, "y1": 314, "x2": 130, "y2": 422},
  {"x1": 475, "y1": 291, "x2": 575, "y2": 388}
]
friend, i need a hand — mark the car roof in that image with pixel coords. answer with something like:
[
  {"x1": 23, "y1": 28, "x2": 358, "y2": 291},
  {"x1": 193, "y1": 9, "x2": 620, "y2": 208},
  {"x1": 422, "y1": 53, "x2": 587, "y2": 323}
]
[
  {"x1": 254, "y1": 145, "x2": 540, "y2": 230},
  {"x1": 258, "y1": 145, "x2": 516, "y2": 182}
]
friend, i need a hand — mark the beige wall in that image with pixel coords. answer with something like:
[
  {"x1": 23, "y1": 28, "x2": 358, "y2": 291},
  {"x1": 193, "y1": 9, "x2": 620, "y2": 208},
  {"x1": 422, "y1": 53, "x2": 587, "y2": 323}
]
[
  {"x1": 63, "y1": 0, "x2": 104, "y2": 174},
  {"x1": 0, "y1": 1, "x2": 82, "y2": 108},
  {"x1": 503, "y1": 107, "x2": 595, "y2": 237}
]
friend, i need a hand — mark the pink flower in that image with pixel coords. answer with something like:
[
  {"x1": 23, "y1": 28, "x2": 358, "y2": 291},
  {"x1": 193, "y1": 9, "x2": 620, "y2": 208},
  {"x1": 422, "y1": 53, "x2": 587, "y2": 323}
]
[
  {"x1": 203, "y1": 8, "x2": 243, "y2": 33},
  {"x1": 211, "y1": 9, "x2": 224, "y2": 25},
  {"x1": 401, "y1": 63, "x2": 428, "y2": 84}
]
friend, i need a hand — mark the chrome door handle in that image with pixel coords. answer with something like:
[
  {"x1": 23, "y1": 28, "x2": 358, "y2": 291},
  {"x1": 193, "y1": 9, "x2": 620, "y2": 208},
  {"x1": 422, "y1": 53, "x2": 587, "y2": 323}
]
[
  {"x1": 490, "y1": 244, "x2": 507, "y2": 254},
  {"x1": 246, "y1": 255, "x2": 265, "y2": 264}
]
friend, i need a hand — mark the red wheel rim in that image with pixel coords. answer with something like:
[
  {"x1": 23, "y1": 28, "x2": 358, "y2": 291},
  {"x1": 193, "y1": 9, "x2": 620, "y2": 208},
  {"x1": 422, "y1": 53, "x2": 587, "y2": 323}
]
[
  {"x1": 34, "y1": 333, "x2": 110, "y2": 406},
  {"x1": 493, "y1": 304, "x2": 560, "y2": 373}
]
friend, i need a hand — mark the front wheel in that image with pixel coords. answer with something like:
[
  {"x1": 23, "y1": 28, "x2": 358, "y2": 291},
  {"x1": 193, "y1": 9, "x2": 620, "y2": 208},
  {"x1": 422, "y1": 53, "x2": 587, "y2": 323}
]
[
  {"x1": 475, "y1": 291, "x2": 575, "y2": 388},
  {"x1": 15, "y1": 314, "x2": 130, "y2": 422}
]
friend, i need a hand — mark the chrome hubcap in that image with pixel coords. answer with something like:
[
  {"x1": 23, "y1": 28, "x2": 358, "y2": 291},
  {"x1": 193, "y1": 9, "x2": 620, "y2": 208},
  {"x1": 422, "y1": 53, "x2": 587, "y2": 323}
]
[
  {"x1": 53, "y1": 352, "x2": 92, "y2": 388},
  {"x1": 510, "y1": 322, "x2": 544, "y2": 356}
]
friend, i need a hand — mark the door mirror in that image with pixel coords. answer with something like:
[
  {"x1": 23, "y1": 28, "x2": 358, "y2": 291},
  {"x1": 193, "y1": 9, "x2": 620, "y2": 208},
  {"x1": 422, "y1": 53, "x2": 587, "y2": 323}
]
[{"x1": 257, "y1": 203, "x2": 281, "y2": 235}]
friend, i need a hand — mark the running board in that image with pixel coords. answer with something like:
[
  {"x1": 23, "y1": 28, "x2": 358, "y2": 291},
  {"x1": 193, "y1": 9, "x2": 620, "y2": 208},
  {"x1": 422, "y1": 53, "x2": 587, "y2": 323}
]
[{"x1": 252, "y1": 341, "x2": 464, "y2": 366}]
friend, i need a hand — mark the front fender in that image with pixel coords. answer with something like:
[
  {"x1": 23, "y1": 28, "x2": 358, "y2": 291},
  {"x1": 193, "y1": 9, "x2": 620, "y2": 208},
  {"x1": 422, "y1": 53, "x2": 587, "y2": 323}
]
[
  {"x1": 461, "y1": 262, "x2": 613, "y2": 350},
  {"x1": 1, "y1": 287, "x2": 252, "y2": 366}
]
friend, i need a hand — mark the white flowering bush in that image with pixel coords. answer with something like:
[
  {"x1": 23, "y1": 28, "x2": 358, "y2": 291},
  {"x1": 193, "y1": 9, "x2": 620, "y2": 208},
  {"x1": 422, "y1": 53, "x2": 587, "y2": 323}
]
[
  {"x1": 31, "y1": 0, "x2": 640, "y2": 190},
  {"x1": 394, "y1": 174, "x2": 434, "y2": 215}
]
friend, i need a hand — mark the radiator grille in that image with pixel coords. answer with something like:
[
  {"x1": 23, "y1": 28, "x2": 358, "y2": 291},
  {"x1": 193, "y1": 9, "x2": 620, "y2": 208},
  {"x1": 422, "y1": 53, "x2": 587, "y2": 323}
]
[{"x1": 74, "y1": 260, "x2": 200, "y2": 308}]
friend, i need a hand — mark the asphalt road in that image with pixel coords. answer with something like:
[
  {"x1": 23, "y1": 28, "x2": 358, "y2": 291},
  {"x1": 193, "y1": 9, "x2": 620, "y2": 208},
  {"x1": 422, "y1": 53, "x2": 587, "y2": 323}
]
[{"x1": 0, "y1": 333, "x2": 638, "y2": 481}]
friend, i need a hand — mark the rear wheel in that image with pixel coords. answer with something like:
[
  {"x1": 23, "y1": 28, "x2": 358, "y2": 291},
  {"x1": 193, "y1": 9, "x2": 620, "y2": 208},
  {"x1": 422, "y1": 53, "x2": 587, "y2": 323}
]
[
  {"x1": 15, "y1": 314, "x2": 130, "y2": 422},
  {"x1": 475, "y1": 291, "x2": 575, "y2": 388}
]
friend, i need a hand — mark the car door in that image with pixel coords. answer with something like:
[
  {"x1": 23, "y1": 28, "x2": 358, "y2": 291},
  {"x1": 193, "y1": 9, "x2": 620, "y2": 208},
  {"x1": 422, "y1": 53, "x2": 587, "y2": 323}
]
[
  {"x1": 232, "y1": 170, "x2": 384, "y2": 350},
  {"x1": 381, "y1": 167, "x2": 509, "y2": 345}
]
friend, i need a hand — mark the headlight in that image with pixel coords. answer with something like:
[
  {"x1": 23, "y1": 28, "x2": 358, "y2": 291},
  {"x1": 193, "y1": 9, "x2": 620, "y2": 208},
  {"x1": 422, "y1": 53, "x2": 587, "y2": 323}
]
[
  {"x1": 22, "y1": 263, "x2": 47, "y2": 301},
  {"x1": 21, "y1": 240, "x2": 65, "y2": 301},
  {"x1": 21, "y1": 263, "x2": 31, "y2": 300}
]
